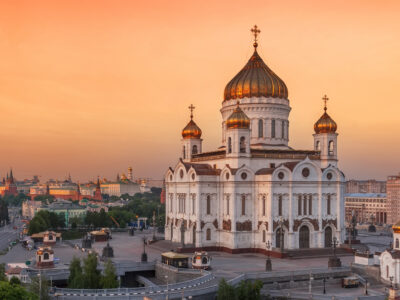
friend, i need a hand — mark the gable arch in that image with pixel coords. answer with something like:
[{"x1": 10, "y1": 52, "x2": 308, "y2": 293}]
[{"x1": 292, "y1": 159, "x2": 321, "y2": 181}]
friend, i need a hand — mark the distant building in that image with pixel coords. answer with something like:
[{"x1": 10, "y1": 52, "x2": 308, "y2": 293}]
[
  {"x1": 0, "y1": 169, "x2": 18, "y2": 196},
  {"x1": 344, "y1": 193, "x2": 387, "y2": 224},
  {"x1": 42, "y1": 200, "x2": 86, "y2": 226},
  {"x1": 387, "y1": 174, "x2": 400, "y2": 224},
  {"x1": 346, "y1": 179, "x2": 386, "y2": 194},
  {"x1": 22, "y1": 200, "x2": 42, "y2": 219},
  {"x1": 101, "y1": 178, "x2": 140, "y2": 197}
]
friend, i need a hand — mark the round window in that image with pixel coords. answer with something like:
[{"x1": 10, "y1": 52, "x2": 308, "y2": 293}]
[
  {"x1": 241, "y1": 172, "x2": 247, "y2": 180},
  {"x1": 192, "y1": 173, "x2": 195, "y2": 180},
  {"x1": 278, "y1": 172, "x2": 284, "y2": 180},
  {"x1": 302, "y1": 168, "x2": 310, "y2": 178},
  {"x1": 180, "y1": 170, "x2": 184, "y2": 178},
  {"x1": 327, "y1": 172, "x2": 333, "y2": 180},
  {"x1": 226, "y1": 173, "x2": 230, "y2": 180}
]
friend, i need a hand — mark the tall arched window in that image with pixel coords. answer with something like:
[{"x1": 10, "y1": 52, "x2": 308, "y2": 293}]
[
  {"x1": 241, "y1": 195, "x2": 246, "y2": 216},
  {"x1": 278, "y1": 195, "x2": 283, "y2": 216},
  {"x1": 309, "y1": 195, "x2": 312, "y2": 215},
  {"x1": 258, "y1": 119, "x2": 263, "y2": 138},
  {"x1": 328, "y1": 141, "x2": 334, "y2": 156},
  {"x1": 183, "y1": 146, "x2": 186, "y2": 159},
  {"x1": 226, "y1": 195, "x2": 230, "y2": 215},
  {"x1": 315, "y1": 141, "x2": 320, "y2": 151},
  {"x1": 240, "y1": 137, "x2": 246, "y2": 153},
  {"x1": 387, "y1": 265, "x2": 389, "y2": 278},
  {"x1": 262, "y1": 230, "x2": 266, "y2": 243},
  {"x1": 298, "y1": 195, "x2": 302, "y2": 216},
  {"x1": 206, "y1": 228, "x2": 211, "y2": 240},
  {"x1": 206, "y1": 195, "x2": 211, "y2": 215},
  {"x1": 303, "y1": 195, "x2": 307, "y2": 215},
  {"x1": 327, "y1": 194, "x2": 331, "y2": 215},
  {"x1": 396, "y1": 238, "x2": 399, "y2": 249},
  {"x1": 281, "y1": 120, "x2": 285, "y2": 139},
  {"x1": 228, "y1": 137, "x2": 232, "y2": 153},
  {"x1": 192, "y1": 145, "x2": 198, "y2": 155},
  {"x1": 262, "y1": 195, "x2": 266, "y2": 216},
  {"x1": 271, "y1": 119, "x2": 276, "y2": 138}
]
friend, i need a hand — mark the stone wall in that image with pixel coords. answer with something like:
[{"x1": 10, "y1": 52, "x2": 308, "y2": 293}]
[{"x1": 155, "y1": 263, "x2": 201, "y2": 284}]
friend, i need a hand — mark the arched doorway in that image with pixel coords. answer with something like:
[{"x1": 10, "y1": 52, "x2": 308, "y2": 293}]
[
  {"x1": 275, "y1": 228, "x2": 284, "y2": 248},
  {"x1": 192, "y1": 226, "x2": 196, "y2": 245},
  {"x1": 299, "y1": 225, "x2": 310, "y2": 249},
  {"x1": 324, "y1": 227, "x2": 332, "y2": 248}
]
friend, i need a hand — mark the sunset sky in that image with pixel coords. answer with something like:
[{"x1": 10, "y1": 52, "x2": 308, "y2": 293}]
[{"x1": 1, "y1": 0, "x2": 400, "y2": 182}]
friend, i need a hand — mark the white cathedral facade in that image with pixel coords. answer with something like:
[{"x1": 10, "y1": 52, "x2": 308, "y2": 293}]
[{"x1": 165, "y1": 27, "x2": 345, "y2": 252}]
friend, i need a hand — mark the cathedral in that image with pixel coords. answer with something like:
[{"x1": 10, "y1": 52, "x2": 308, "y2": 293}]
[{"x1": 165, "y1": 26, "x2": 345, "y2": 252}]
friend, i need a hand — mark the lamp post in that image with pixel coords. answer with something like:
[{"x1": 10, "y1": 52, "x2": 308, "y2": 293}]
[
  {"x1": 265, "y1": 240, "x2": 272, "y2": 271},
  {"x1": 165, "y1": 275, "x2": 169, "y2": 300},
  {"x1": 323, "y1": 277, "x2": 326, "y2": 294},
  {"x1": 332, "y1": 237, "x2": 338, "y2": 257},
  {"x1": 365, "y1": 278, "x2": 368, "y2": 295},
  {"x1": 141, "y1": 236, "x2": 147, "y2": 262},
  {"x1": 390, "y1": 276, "x2": 394, "y2": 288},
  {"x1": 278, "y1": 217, "x2": 284, "y2": 251}
]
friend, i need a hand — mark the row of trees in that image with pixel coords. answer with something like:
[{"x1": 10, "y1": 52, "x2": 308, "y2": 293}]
[
  {"x1": 0, "y1": 198, "x2": 9, "y2": 226},
  {"x1": 217, "y1": 279, "x2": 263, "y2": 300},
  {"x1": 1, "y1": 193, "x2": 30, "y2": 207},
  {"x1": 68, "y1": 254, "x2": 118, "y2": 289},
  {"x1": 28, "y1": 210, "x2": 65, "y2": 235}
]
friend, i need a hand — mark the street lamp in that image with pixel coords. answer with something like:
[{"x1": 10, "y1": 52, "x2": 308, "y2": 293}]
[
  {"x1": 265, "y1": 240, "x2": 272, "y2": 271},
  {"x1": 323, "y1": 277, "x2": 326, "y2": 294},
  {"x1": 365, "y1": 278, "x2": 368, "y2": 295},
  {"x1": 390, "y1": 276, "x2": 394, "y2": 288},
  {"x1": 141, "y1": 236, "x2": 148, "y2": 262}
]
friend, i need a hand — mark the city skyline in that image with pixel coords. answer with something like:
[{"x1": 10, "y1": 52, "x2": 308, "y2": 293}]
[{"x1": 1, "y1": 0, "x2": 400, "y2": 181}]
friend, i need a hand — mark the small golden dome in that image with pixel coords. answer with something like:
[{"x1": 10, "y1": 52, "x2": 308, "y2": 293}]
[
  {"x1": 182, "y1": 105, "x2": 202, "y2": 139},
  {"x1": 393, "y1": 221, "x2": 400, "y2": 233},
  {"x1": 224, "y1": 49, "x2": 288, "y2": 101},
  {"x1": 226, "y1": 101, "x2": 250, "y2": 129},
  {"x1": 314, "y1": 95, "x2": 337, "y2": 134}
]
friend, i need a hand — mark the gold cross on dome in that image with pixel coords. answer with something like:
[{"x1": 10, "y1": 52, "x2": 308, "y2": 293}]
[
  {"x1": 251, "y1": 25, "x2": 261, "y2": 42},
  {"x1": 188, "y1": 104, "x2": 195, "y2": 119},
  {"x1": 322, "y1": 95, "x2": 329, "y2": 111}
]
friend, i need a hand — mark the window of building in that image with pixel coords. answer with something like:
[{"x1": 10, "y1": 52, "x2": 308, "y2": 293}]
[
  {"x1": 192, "y1": 145, "x2": 198, "y2": 155},
  {"x1": 281, "y1": 120, "x2": 285, "y2": 139},
  {"x1": 206, "y1": 228, "x2": 211, "y2": 240},
  {"x1": 241, "y1": 195, "x2": 246, "y2": 216},
  {"x1": 183, "y1": 146, "x2": 186, "y2": 159},
  {"x1": 262, "y1": 195, "x2": 266, "y2": 216},
  {"x1": 271, "y1": 119, "x2": 276, "y2": 138},
  {"x1": 315, "y1": 141, "x2": 320, "y2": 151},
  {"x1": 298, "y1": 195, "x2": 302, "y2": 216},
  {"x1": 303, "y1": 195, "x2": 307, "y2": 215},
  {"x1": 328, "y1": 141, "x2": 334, "y2": 156},
  {"x1": 262, "y1": 230, "x2": 266, "y2": 243},
  {"x1": 206, "y1": 195, "x2": 211, "y2": 215},
  {"x1": 396, "y1": 238, "x2": 399, "y2": 249},
  {"x1": 44, "y1": 253, "x2": 49, "y2": 260},
  {"x1": 192, "y1": 194, "x2": 196, "y2": 215},
  {"x1": 169, "y1": 194, "x2": 173, "y2": 212},
  {"x1": 226, "y1": 195, "x2": 230, "y2": 216},
  {"x1": 258, "y1": 119, "x2": 263, "y2": 138},
  {"x1": 278, "y1": 195, "x2": 282, "y2": 216},
  {"x1": 327, "y1": 194, "x2": 331, "y2": 215},
  {"x1": 309, "y1": 195, "x2": 312, "y2": 215},
  {"x1": 228, "y1": 137, "x2": 232, "y2": 153},
  {"x1": 240, "y1": 137, "x2": 246, "y2": 153}
]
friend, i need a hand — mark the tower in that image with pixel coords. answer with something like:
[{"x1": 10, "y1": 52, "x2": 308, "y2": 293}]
[
  {"x1": 181, "y1": 104, "x2": 202, "y2": 162},
  {"x1": 128, "y1": 167, "x2": 133, "y2": 181},
  {"x1": 225, "y1": 100, "x2": 251, "y2": 158},
  {"x1": 313, "y1": 95, "x2": 338, "y2": 168},
  {"x1": 94, "y1": 177, "x2": 102, "y2": 201}
]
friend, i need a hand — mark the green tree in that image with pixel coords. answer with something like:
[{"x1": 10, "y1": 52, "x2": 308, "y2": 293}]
[
  {"x1": 217, "y1": 279, "x2": 235, "y2": 300},
  {"x1": 29, "y1": 275, "x2": 50, "y2": 300},
  {"x1": 83, "y1": 253, "x2": 101, "y2": 289},
  {"x1": 236, "y1": 280, "x2": 263, "y2": 300},
  {"x1": 100, "y1": 259, "x2": 118, "y2": 288},
  {"x1": 68, "y1": 257, "x2": 84, "y2": 288},
  {"x1": 0, "y1": 263, "x2": 7, "y2": 282},
  {"x1": 9, "y1": 276, "x2": 21, "y2": 285},
  {"x1": 0, "y1": 281, "x2": 38, "y2": 300}
]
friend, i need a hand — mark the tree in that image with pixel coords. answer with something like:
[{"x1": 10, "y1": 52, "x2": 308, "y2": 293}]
[
  {"x1": 0, "y1": 263, "x2": 7, "y2": 282},
  {"x1": 9, "y1": 276, "x2": 21, "y2": 285},
  {"x1": 0, "y1": 281, "x2": 38, "y2": 300},
  {"x1": 100, "y1": 259, "x2": 118, "y2": 289},
  {"x1": 217, "y1": 279, "x2": 235, "y2": 300},
  {"x1": 29, "y1": 274, "x2": 50, "y2": 300},
  {"x1": 68, "y1": 257, "x2": 84, "y2": 288},
  {"x1": 83, "y1": 253, "x2": 101, "y2": 289}
]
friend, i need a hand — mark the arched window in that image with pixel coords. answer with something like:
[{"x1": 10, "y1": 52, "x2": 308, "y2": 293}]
[
  {"x1": 228, "y1": 137, "x2": 232, "y2": 153},
  {"x1": 396, "y1": 238, "x2": 399, "y2": 249},
  {"x1": 240, "y1": 137, "x2": 246, "y2": 153},
  {"x1": 271, "y1": 119, "x2": 276, "y2": 138},
  {"x1": 387, "y1": 265, "x2": 389, "y2": 278},
  {"x1": 258, "y1": 119, "x2": 263, "y2": 138},
  {"x1": 278, "y1": 195, "x2": 282, "y2": 216},
  {"x1": 309, "y1": 195, "x2": 312, "y2": 215},
  {"x1": 44, "y1": 253, "x2": 49, "y2": 260},
  {"x1": 206, "y1": 195, "x2": 211, "y2": 215},
  {"x1": 303, "y1": 195, "x2": 307, "y2": 215},
  {"x1": 328, "y1": 141, "x2": 334, "y2": 156},
  {"x1": 241, "y1": 195, "x2": 246, "y2": 216},
  {"x1": 206, "y1": 228, "x2": 211, "y2": 240},
  {"x1": 315, "y1": 141, "x2": 320, "y2": 151},
  {"x1": 262, "y1": 195, "x2": 266, "y2": 216},
  {"x1": 192, "y1": 145, "x2": 198, "y2": 155},
  {"x1": 226, "y1": 195, "x2": 230, "y2": 215},
  {"x1": 262, "y1": 230, "x2": 266, "y2": 243},
  {"x1": 327, "y1": 194, "x2": 331, "y2": 215},
  {"x1": 281, "y1": 120, "x2": 285, "y2": 139},
  {"x1": 183, "y1": 146, "x2": 186, "y2": 159},
  {"x1": 298, "y1": 195, "x2": 302, "y2": 216}
]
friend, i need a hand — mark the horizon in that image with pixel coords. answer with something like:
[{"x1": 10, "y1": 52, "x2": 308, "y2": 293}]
[{"x1": 1, "y1": 0, "x2": 400, "y2": 181}]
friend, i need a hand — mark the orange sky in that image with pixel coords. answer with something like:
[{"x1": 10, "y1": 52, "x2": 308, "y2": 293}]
[{"x1": 1, "y1": 0, "x2": 400, "y2": 182}]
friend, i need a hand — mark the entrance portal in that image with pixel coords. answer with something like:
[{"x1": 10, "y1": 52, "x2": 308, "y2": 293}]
[
  {"x1": 299, "y1": 225, "x2": 310, "y2": 249},
  {"x1": 275, "y1": 228, "x2": 284, "y2": 249},
  {"x1": 324, "y1": 227, "x2": 332, "y2": 248}
]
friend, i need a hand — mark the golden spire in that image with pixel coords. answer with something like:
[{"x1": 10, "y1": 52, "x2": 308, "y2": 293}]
[
  {"x1": 322, "y1": 94, "x2": 329, "y2": 112},
  {"x1": 251, "y1": 25, "x2": 261, "y2": 49},
  {"x1": 188, "y1": 104, "x2": 195, "y2": 120}
]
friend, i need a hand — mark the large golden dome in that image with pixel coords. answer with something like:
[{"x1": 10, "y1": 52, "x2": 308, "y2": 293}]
[
  {"x1": 223, "y1": 47, "x2": 288, "y2": 101},
  {"x1": 226, "y1": 101, "x2": 250, "y2": 129},
  {"x1": 314, "y1": 96, "x2": 337, "y2": 134}
]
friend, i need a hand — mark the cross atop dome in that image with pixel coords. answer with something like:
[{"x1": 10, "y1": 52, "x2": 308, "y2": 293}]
[
  {"x1": 188, "y1": 104, "x2": 195, "y2": 119},
  {"x1": 322, "y1": 94, "x2": 329, "y2": 111},
  {"x1": 251, "y1": 25, "x2": 261, "y2": 49}
]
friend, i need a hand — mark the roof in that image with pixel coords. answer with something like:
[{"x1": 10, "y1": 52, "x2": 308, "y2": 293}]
[
  {"x1": 182, "y1": 161, "x2": 221, "y2": 176},
  {"x1": 31, "y1": 231, "x2": 61, "y2": 238},
  {"x1": 161, "y1": 252, "x2": 189, "y2": 259},
  {"x1": 46, "y1": 201, "x2": 85, "y2": 210},
  {"x1": 255, "y1": 168, "x2": 275, "y2": 175},
  {"x1": 281, "y1": 161, "x2": 300, "y2": 171},
  {"x1": 345, "y1": 193, "x2": 386, "y2": 198},
  {"x1": 6, "y1": 267, "x2": 22, "y2": 275}
]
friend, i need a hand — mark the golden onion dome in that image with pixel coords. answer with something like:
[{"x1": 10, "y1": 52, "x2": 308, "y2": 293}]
[
  {"x1": 182, "y1": 105, "x2": 202, "y2": 139},
  {"x1": 223, "y1": 46, "x2": 288, "y2": 101},
  {"x1": 226, "y1": 101, "x2": 250, "y2": 129},
  {"x1": 314, "y1": 95, "x2": 337, "y2": 134}
]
